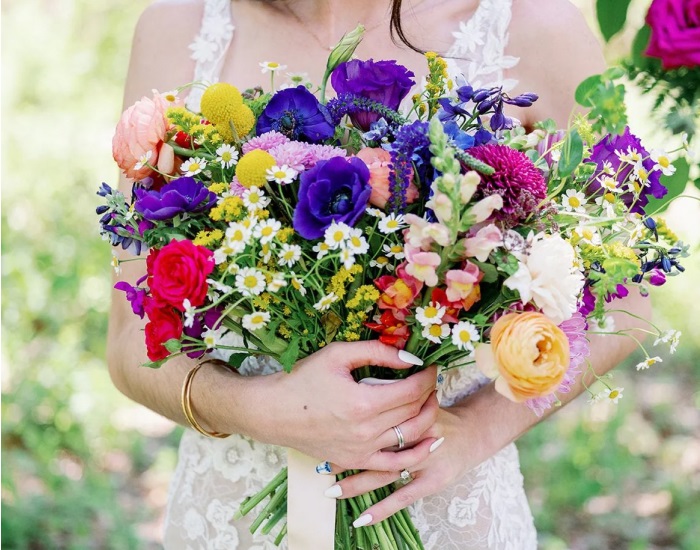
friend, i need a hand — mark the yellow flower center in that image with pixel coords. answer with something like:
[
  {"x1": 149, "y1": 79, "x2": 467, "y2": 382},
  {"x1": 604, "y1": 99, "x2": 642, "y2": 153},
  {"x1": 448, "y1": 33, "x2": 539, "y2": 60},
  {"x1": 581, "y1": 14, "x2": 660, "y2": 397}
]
[
  {"x1": 273, "y1": 170, "x2": 286, "y2": 179},
  {"x1": 568, "y1": 196, "x2": 581, "y2": 208},
  {"x1": 332, "y1": 231, "x2": 344, "y2": 242},
  {"x1": 424, "y1": 306, "x2": 439, "y2": 318},
  {"x1": 188, "y1": 162, "x2": 201, "y2": 172},
  {"x1": 429, "y1": 325, "x2": 443, "y2": 337},
  {"x1": 232, "y1": 230, "x2": 245, "y2": 241},
  {"x1": 604, "y1": 192, "x2": 616, "y2": 203},
  {"x1": 268, "y1": 62, "x2": 280, "y2": 68},
  {"x1": 386, "y1": 219, "x2": 399, "y2": 229},
  {"x1": 608, "y1": 390, "x2": 619, "y2": 399},
  {"x1": 658, "y1": 156, "x2": 670, "y2": 168},
  {"x1": 261, "y1": 227, "x2": 273, "y2": 237},
  {"x1": 283, "y1": 251, "x2": 295, "y2": 260},
  {"x1": 376, "y1": 256, "x2": 389, "y2": 265},
  {"x1": 351, "y1": 236, "x2": 362, "y2": 247},
  {"x1": 244, "y1": 275, "x2": 259, "y2": 288},
  {"x1": 221, "y1": 152, "x2": 232, "y2": 162},
  {"x1": 637, "y1": 169, "x2": 649, "y2": 182},
  {"x1": 248, "y1": 193, "x2": 260, "y2": 204},
  {"x1": 459, "y1": 330, "x2": 471, "y2": 343},
  {"x1": 251, "y1": 314, "x2": 264, "y2": 324}
]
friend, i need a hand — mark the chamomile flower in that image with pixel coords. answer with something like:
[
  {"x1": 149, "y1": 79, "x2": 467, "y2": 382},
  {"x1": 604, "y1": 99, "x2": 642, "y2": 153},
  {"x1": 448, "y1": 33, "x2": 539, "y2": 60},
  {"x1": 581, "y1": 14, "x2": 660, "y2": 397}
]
[
  {"x1": 378, "y1": 213, "x2": 407, "y2": 234},
  {"x1": 291, "y1": 275, "x2": 307, "y2": 296},
  {"x1": 587, "y1": 391, "x2": 604, "y2": 404},
  {"x1": 134, "y1": 150, "x2": 153, "y2": 171},
  {"x1": 313, "y1": 241, "x2": 331, "y2": 259},
  {"x1": 266, "y1": 165, "x2": 298, "y2": 184},
  {"x1": 383, "y1": 243, "x2": 405, "y2": 259},
  {"x1": 267, "y1": 272, "x2": 287, "y2": 293},
  {"x1": 242, "y1": 311, "x2": 271, "y2": 331},
  {"x1": 617, "y1": 147, "x2": 642, "y2": 164},
  {"x1": 202, "y1": 325, "x2": 228, "y2": 349},
  {"x1": 632, "y1": 162, "x2": 651, "y2": 186},
  {"x1": 206, "y1": 278, "x2": 233, "y2": 297},
  {"x1": 562, "y1": 189, "x2": 587, "y2": 213},
  {"x1": 235, "y1": 267, "x2": 267, "y2": 296},
  {"x1": 314, "y1": 292, "x2": 339, "y2": 311},
  {"x1": 654, "y1": 329, "x2": 681, "y2": 353},
  {"x1": 340, "y1": 248, "x2": 356, "y2": 270},
  {"x1": 324, "y1": 222, "x2": 351, "y2": 250},
  {"x1": 415, "y1": 302, "x2": 446, "y2": 326},
  {"x1": 259, "y1": 61, "x2": 287, "y2": 73},
  {"x1": 242, "y1": 186, "x2": 270, "y2": 211},
  {"x1": 111, "y1": 252, "x2": 121, "y2": 275},
  {"x1": 286, "y1": 72, "x2": 311, "y2": 86},
  {"x1": 599, "y1": 175, "x2": 621, "y2": 193},
  {"x1": 650, "y1": 150, "x2": 676, "y2": 176},
  {"x1": 216, "y1": 144, "x2": 239, "y2": 169},
  {"x1": 604, "y1": 386, "x2": 624, "y2": 404},
  {"x1": 182, "y1": 299, "x2": 197, "y2": 328},
  {"x1": 601, "y1": 160, "x2": 615, "y2": 175},
  {"x1": 278, "y1": 244, "x2": 302, "y2": 267},
  {"x1": 636, "y1": 356, "x2": 662, "y2": 371},
  {"x1": 346, "y1": 229, "x2": 369, "y2": 255},
  {"x1": 253, "y1": 219, "x2": 282, "y2": 244},
  {"x1": 451, "y1": 321, "x2": 480, "y2": 352},
  {"x1": 573, "y1": 224, "x2": 602, "y2": 246},
  {"x1": 161, "y1": 90, "x2": 179, "y2": 103},
  {"x1": 366, "y1": 207, "x2": 385, "y2": 218},
  {"x1": 226, "y1": 222, "x2": 252, "y2": 250},
  {"x1": 370, "y1": 256, "x2": 393, "y2": 271},
  {"x1": 422, "y1": 323, "x2": 450, "y2": 344},
  {"x1": 181, "y1": 157, "x2": 208, "y2": 176},
  {"x1": 259, "y1": 242, "x2": 275, "y2": 264}
]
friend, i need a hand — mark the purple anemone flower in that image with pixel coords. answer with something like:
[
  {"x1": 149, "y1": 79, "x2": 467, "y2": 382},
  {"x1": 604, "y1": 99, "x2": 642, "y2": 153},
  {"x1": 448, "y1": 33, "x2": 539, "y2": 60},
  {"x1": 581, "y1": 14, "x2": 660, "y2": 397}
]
[
  {"x1": 256, "y1": 86, "x2": 335, "y2": 143},
  {"x1": 134, "y1": 177, "x2": 216, "y2": 221},
  {"x1": 331, "y1": 59, "x2": 415, "y2": 131},
  {"x1": 293, "y1": 156, "x2": 371, "y2": 239}
]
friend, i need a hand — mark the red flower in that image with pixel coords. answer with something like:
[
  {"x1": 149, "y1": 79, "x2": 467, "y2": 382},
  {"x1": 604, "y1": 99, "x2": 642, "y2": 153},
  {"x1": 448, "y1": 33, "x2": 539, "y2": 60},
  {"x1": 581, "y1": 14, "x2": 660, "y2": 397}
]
[
  {"x1": 375, "y1": 264, "x2": 423, "y2": 315},
  {"x1": 148, "y1": 239, "x2": 214, "y2": 311},
  {"x1": 144, "y1": 298, "x2": 184, "y2": 361},
  {"x1": 365, "y1": 310, "x2": 411, "y2": 349}
]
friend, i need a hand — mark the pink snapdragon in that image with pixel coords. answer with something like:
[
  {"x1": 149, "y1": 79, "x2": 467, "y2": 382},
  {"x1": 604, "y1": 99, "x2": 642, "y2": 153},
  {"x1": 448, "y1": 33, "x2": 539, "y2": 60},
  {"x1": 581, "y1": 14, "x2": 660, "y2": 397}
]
[
  {"x1": 445, "y1": 262, "x2": 482, "y2": 303},
  {"x1": 464, "y1": 224, "x2": 503, "y2": 262},
  {"x1": 425, "y1": 191, "x2": 453, "y2": 224},
  {"x1": 404, "y1": 245, "x2": 441, "y2": 286},
  {"x1": 469, "y1": 194, "x2": 504, "y2": 224},
  {"x1": 404, "y1": 214, "x2": 451, "y2": 249}
]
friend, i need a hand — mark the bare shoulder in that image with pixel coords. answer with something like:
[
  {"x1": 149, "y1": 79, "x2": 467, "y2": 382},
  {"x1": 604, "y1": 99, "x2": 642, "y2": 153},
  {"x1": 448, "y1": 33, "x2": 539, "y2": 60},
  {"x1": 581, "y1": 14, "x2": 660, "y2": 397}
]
[
  {"x1": 123, "y1": 0, "x2": 205, "y2": 106},
  {"x1": 507, "y1": 0, "x2": 606, "y2": 125}
]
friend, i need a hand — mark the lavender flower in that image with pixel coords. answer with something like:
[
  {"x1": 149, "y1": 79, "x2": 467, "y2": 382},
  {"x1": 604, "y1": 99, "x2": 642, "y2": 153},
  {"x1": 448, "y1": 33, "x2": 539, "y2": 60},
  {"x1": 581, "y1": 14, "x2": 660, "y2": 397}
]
[{"x1": 388, "y1": 121, "x2": 430, "y2": 213}]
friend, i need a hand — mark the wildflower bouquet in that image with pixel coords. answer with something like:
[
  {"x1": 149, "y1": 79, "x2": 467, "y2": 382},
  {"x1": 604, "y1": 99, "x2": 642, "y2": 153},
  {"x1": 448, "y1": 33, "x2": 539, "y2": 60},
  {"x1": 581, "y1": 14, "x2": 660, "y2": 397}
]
[{"x1": 99, "y1": 26, "x2": 689, "y2": 549}]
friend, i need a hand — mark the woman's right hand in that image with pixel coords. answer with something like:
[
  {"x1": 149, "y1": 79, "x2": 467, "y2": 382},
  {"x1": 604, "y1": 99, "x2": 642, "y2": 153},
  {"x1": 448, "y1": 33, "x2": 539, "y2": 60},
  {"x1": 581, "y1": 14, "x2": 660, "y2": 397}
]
[{"x1": 239, "y1": 341, "x2": 440, "y2": 472}]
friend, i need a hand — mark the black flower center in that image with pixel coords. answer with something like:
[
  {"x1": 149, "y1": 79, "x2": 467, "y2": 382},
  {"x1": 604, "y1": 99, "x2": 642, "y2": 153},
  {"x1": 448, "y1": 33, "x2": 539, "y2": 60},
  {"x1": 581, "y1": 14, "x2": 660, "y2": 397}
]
[{"x1": 330, "y1": 187, "x2": 353, "y2": 215}]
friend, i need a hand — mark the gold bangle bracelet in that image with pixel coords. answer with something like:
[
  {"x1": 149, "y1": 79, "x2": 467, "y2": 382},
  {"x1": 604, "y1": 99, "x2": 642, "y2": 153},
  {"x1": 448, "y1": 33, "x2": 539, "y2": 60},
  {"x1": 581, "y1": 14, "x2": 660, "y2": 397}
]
[{"x1": 181, "y1": 360, "x2": 231, "y2": 439}]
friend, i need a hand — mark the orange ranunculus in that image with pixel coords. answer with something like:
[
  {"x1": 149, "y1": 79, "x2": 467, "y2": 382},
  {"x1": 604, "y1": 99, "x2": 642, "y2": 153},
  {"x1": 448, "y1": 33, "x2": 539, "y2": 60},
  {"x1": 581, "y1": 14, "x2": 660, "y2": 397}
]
[
  {"x1": 112, "y1": 92, "x2": 175, "y2": 180},
  {"x1": 475, "y1": 312, "x2": 570, "y2": 402},
  {"x1": 355, "y1": 147, "x2": 419, "y2": 208}
]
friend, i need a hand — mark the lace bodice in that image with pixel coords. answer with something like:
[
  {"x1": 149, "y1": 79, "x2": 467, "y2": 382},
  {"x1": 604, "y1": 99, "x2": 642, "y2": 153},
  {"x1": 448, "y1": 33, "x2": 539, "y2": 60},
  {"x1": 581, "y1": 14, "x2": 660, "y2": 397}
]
[{"x1": 165, "y1": 1, "x2": 538, "y2": 548}]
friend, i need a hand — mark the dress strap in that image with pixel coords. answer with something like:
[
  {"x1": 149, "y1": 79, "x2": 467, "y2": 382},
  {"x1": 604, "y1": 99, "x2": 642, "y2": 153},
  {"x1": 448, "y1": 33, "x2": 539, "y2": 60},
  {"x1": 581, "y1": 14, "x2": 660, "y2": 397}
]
[
  {"x1": 445, "y1": 0, "x2": 520, "y2": 92},
  {"x1": 186, "y1": 0, "x2": 235, "y2": 112}
]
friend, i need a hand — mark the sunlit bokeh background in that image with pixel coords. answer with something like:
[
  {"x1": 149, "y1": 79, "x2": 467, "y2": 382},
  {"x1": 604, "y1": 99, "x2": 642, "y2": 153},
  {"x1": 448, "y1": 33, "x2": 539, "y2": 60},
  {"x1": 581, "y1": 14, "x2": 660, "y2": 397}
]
[{"x1": 2, "y1": 0, "x2": 698, "y2": 548}]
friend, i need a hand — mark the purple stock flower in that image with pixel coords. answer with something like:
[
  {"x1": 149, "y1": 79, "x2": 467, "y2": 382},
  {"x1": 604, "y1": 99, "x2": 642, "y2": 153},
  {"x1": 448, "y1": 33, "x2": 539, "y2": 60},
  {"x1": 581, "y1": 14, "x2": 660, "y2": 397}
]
[
  {"x1": 256, "y1": 86, "x2": 335, "y2": 143},
  {"x1": 134, "y1": 177, "x2": 216, "y2": 221},
  {"x1": 586, "y1": 126, "x2": 667, "y2": 214},
  {"x1": 114, "y1": 281, "x2": 148, "y2": 319},
  {"x1": 331, "y1": 59, "x2": 415, "y2": 131},
  {"x1": 293, "y1": 156, "x2": 371, "y2": 239}
]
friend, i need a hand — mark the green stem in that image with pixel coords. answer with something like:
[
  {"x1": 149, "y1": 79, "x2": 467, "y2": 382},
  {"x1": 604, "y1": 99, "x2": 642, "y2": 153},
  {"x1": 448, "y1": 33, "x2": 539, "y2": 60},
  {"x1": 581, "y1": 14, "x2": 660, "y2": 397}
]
[{"x1": 235, "y1": 468, "x2": 287, "y2": 518}]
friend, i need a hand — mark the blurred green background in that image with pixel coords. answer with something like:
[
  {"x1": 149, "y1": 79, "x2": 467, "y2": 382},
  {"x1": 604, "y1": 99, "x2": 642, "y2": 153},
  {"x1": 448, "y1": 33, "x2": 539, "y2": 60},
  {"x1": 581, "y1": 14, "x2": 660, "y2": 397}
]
[{"x1": 2, "y1": 0, "x2": 698, "y2": 548}]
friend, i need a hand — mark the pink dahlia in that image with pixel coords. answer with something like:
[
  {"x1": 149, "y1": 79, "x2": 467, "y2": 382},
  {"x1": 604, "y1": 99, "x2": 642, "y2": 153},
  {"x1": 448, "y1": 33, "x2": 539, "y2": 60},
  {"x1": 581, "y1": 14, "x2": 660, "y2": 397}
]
[
  {"x1": 242, "y1": 131, "x2": 290, "y2": 154},
  {"x1": 269, "y1": 141, "x2": 314, "y2": 172},
  {"x1": 468, "y1": 144, "x2": 547, "y2": 226},
  {"x1": 526, "y1": 312, "x2": 590, "y2": 416},
  {"x1": 306, "y1": 144, "x2": 347, "y2": 164}
]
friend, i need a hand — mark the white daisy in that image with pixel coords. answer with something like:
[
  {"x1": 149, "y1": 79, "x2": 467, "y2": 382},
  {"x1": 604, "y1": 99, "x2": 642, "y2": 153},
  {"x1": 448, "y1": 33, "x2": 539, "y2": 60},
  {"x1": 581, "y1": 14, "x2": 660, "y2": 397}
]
[
  {"x1": 587, "y1": 391, "x2": 605, "y2": 404},
  {"x1": 378, "y1": 213, "x2": 407, "y2": 234},
  {"x1": 162, "y1": 89, "x2": 179, "y2": 103},
  {"x1": 617, "y1": 147, "x2": 642, "y2": 164},
  {"x1": 206, "y1": 278, "x2": 233, "y2": 296},
  {"x1": 562, "y1": 188, "x2": 587, "y2": 213},
  {"x1": 370, "y1": 256, "x2": 393, "y2": 271},
  {"x1": 415, "y1": 302, "x2": 446, "y2": 326},
  {"x1": 346, "y1": 229, "x2": 369, "y2": 255},
  {"x1": 604, "y1": 386, "x2": 624, "y2": 404},
  {"x1": 599, "y1": 175, "x2": 621, "y2": 193},
  {"x1": 313, "y1": 292, "x2": 339, "y2": 311},
  {"x1": 111, "y1": 252, "x2": 121, "y2": 275},
  {"x1": 225, "y1": 222, "x2": 252, "y2": 252},
  {"x1": 366, "y1": 207, "x2": 386, "y2": 218},
  {"x1": 259, "y1": 243, "x2": 275, "y2": 264},
  {"x1": 259, "y1": 61, "x2": 287, "y2": 73},
  {"x1": 242, "y1": 186, "x2": 270, "y2": 211},
  {"x1": 291, "y1": 275, "x2": 307, "y2": 296},
  {"x1": 632, "y1": 162, "x2": 651, "y2": 186},
  {"x1": 266, "y1": 165, "x2": 298, "y2": 184},
  {"x1": 340, "y1": 248, "x2": 356, "y2": 270},
  {"x1": 601, "y1": 160, "x2": 616, "y2": 175},
  {"x1": 202, "y1": 325, "x2": 228, "y2": 349},
  {"x1": 636, "y1": 356, "x2": 662, "y2": 371},
  {"x1": 235, "y1": 267, "x2": 267, "y2": 296},
  {"x1": 267, "y1": 272, "x2": 287, "y2": 293},
  {"x1": 654, "y1": 329, "x2": 681, "y2": 353},
  {"x1": 313, "y1": 241, "x2": 331, "y2": 259},
  {"x1": 422, "y1": 323, "x2": 450, "y2": 344},
  {"x1": 242, "y1": 311, "x2": 271, "y2": 331},
  {"x1": 241, "y1": 213, "x2": 259, "y2": 231},
  {"x1": 451, "y1": 321, "x2": 480, "y2": 352},
  {"x1": 650, "y1": 150, "x2": 676, "y2": 176},
  {"x1": 134, "y1": 150, "x2": 153, "y2": 171},
  {"x1": 183, "y1": 299, "x2": 197, "y2": 328},
  {"x1": 324, "y1": 222, "x2": 351, "y2": 250},
  {"x1": 181, "y1": 157, "x2": 208, "y2": 176},
  {"x1": 573, "y1": 224, "x2": 602, "y2": 246},
  {"x1": 383, "y1": 243, "x2": 405, "y2": 260},
  {"x1": 253, "y1": 219, "x2": 281, "y2": 244},
  {"x1": 286, "y1": 72, "x2": 311, "y2": 86},
  {"x1": 216, "y1": 144, "x2": 239, "y2": 169},
  {"x1": 278, "y1": 244, "x2": 302, "y2": 267}
]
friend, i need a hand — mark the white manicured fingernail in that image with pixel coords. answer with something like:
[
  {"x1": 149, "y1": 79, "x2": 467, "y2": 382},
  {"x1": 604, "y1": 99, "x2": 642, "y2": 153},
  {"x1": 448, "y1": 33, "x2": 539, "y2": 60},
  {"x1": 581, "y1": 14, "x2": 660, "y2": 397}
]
[
  {"x1": 353, "y1": 514, "x2": 373, "y2": 528},
  {"x1": 398, "y1": 350, "x2": 423, "y2": 366},
  {"x1": 324, "y1": 484, "x2": 342, "y2": 498},
  {"x1": 429, "y1": 437, "x2": 445, "y2": 453}
]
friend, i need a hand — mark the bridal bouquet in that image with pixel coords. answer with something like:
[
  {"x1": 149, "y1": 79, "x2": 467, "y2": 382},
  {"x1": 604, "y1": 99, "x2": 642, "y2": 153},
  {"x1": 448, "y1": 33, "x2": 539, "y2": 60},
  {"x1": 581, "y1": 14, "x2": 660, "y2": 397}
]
[{"x1": 98, "y1": 26, "x2": 688, "y2": 549}]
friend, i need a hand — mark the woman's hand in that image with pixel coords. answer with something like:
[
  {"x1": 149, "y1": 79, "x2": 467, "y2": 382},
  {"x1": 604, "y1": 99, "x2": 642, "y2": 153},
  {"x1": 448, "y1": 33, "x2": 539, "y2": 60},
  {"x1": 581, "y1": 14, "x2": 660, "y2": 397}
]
[{"x1": 241, "y1": 341, "x2": 440, "y2": 472}]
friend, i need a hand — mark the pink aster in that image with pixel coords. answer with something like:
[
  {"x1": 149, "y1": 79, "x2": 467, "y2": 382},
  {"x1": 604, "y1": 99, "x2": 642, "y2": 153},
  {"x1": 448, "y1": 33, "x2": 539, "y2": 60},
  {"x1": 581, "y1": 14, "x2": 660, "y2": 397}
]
[
  {"x1": 242, "y1": 131, "x2": 290, "y2": 154},
  {"x1": 468, "y1": 144, "x2": 547, "y2": 226},
  {"x1": 306, "y1": 144, "x2": 347, "y2": 165},
  {"x1": 268, "y1": 141, "x2": 314, "y2": 172},
  {"x1": 229, "y1": 176, "x2": 247, "y2": 198},
  {"x1": 526, "y1": 312, "x2": 590, "y2": 416}
]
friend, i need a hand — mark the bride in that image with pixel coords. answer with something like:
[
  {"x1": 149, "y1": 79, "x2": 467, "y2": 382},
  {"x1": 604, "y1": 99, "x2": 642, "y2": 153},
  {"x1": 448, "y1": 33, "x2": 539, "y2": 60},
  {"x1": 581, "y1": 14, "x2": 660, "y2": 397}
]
[{"x1": 109, "y1": 0, "x2": 651, "y2": 547}]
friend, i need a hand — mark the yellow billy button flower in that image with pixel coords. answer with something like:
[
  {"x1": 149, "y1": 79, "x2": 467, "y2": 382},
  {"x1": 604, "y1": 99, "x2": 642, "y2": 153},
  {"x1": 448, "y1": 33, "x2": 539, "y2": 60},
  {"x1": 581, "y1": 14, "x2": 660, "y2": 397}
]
[
  {"x1": 201, "y1": 83, "x2": 243, "y2": 123},
  {"x1": 236, "y1": 150, "x2": 276, "y2": 188}
]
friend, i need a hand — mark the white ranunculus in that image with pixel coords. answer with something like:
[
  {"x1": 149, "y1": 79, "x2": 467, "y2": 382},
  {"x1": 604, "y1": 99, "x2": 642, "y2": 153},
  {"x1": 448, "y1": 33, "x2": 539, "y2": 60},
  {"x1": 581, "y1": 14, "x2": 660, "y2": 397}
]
[{"x1": 504, "y1": 234, "x2": 584, "y2": 324}]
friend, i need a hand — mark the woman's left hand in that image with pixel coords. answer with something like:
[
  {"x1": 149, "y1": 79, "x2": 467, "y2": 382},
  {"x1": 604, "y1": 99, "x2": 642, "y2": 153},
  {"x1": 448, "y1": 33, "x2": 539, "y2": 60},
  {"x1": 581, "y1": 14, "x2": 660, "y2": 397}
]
[{"x1": 326, "y1": 406, "x2": 491, "y2": 527}]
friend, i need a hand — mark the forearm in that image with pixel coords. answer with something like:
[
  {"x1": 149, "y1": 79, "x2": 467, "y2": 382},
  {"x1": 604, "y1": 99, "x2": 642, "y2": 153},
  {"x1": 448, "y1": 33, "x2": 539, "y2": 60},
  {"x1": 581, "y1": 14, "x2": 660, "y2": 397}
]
[{"x1": 452, "y1": 291, "x2": 653, "y2": 461}]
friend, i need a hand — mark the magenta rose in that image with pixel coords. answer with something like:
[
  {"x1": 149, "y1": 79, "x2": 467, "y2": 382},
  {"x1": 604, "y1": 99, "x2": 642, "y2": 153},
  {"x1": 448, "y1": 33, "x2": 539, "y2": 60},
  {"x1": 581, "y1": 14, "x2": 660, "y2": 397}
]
[
  {"x1": 144, "y1": 299, "x2": 184, "y2": 361},
  {"x1": 148, "y1": 239, "x2": 214, "y2": 311},
  {"x1": 645, "y1": 0, "x2": 700, "y2": 69}
]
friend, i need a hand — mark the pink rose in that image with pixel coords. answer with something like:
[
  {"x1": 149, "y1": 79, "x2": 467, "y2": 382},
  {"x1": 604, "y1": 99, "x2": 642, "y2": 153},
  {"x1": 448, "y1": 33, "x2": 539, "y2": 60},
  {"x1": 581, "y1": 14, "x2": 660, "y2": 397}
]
[
  {"x1": 646, "y1": 0, "x2": 700, "y2": 69},
  {"x1": 355, "y1": 148, "x2": 419, "y2": 208},
  {"x1": 148, "y1": 239, "x2": 215, "y2": 311},
  {"x1": 113, "y1": 92, "x2": 175, "y2": 179}
]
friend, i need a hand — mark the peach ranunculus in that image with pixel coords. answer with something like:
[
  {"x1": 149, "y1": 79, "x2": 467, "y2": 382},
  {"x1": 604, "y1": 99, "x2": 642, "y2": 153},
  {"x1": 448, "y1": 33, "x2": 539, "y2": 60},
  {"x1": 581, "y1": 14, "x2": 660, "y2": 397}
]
[
  {"x1": 113, "y1": 91, "x2": 175, "y2": 179},
  {"x1": 355, "y1": 147, "x2": 419, "y2": 208},
  {"x1": 475, "y1": 312, "x2": 570, "y2": 402}
]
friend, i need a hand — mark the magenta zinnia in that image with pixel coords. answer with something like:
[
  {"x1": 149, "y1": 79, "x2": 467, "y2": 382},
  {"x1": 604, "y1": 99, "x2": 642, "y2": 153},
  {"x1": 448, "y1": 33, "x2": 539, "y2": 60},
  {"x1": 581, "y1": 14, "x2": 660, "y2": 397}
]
[{"x1": 468, "y1": 144, "x2": 547, "y2": 226}]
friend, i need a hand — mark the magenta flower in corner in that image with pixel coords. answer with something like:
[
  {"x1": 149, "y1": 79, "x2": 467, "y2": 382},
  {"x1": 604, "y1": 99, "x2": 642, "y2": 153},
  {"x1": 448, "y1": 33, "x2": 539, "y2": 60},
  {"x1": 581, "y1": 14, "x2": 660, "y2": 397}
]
[{"x1": 645, "y1": 0, "x2": 700, "y2": 69}]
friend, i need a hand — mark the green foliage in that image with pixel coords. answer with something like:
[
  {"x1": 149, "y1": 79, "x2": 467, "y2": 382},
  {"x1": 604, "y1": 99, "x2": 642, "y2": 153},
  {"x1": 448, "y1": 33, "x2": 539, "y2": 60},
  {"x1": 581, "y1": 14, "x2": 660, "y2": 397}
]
[
  {"x1": 645, "y1": 157, "x2": 692, "y2": 214},
  {"x1": 575, "y1": 70, "x2": 628, "y2": 135},
  {"x1": 596, "y1": 0, "x2": 633, "y2": 42}
]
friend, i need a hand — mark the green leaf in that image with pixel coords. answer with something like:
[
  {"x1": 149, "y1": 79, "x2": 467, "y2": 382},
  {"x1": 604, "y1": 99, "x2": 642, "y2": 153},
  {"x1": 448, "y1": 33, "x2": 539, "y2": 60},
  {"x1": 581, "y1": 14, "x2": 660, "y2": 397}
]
[
  {"x1": 163, "y1": 338, "x2": 182, "y2": 353},
  {"x1": 471, "y1": 260, "x2": 499, "y2": 283},
  {"x1": 694, "y1": 176, "x2": 700, "y2": 193},
  {"x1": 596, "y1": 0, "x2": 632, "y2": 42},
  {"x1": 575, "y1": 74, "x2": 602, "y2": 107},
  {"x1": 227, "y1": 353, "x2": 249, "y2": 370},
  {"x1": 279, "y1": 338, "x2": 300, "y2": 373},
  {"x1": 142, "y1": 359, "x2": 166, "y2": 369},
  {"x1": 644, "y1": 157, "x2": 691, "y2": 214},
  {"x1": 558, "y1": 129, "x2": 584, "y2": 177},
  {"x1": 631, "y1": 25, "x2": 652, "y2": 66}
]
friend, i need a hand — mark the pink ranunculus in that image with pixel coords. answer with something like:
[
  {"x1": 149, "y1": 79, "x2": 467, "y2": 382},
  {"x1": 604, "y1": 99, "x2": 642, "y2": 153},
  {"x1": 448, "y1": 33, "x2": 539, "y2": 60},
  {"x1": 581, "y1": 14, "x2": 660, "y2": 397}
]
[
  {"x1": 646, "y1": 0, "x2": 700, "y2": 69},
  {"x1": 445, "y1": 262, "x2": 482, "y2": 303},
  {"x1": 355, "y1": 148, "x2": 419, "y2": 208},
  {"x1": 113, "y1": 92, "x2": 174, "y2": 179},
  {"x1": 404, "y1": 245, "x2": 441, "y2": 287},
  {"x1": 464, "y1": 224, "x2": 503, "y2": 262}
]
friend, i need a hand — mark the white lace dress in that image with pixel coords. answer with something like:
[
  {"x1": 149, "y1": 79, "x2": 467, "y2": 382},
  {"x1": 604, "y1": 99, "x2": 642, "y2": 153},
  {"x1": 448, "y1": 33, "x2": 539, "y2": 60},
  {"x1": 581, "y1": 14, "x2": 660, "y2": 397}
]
[{"x1": 164, "y1": 1, "x2": 537, "y2": 548}]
